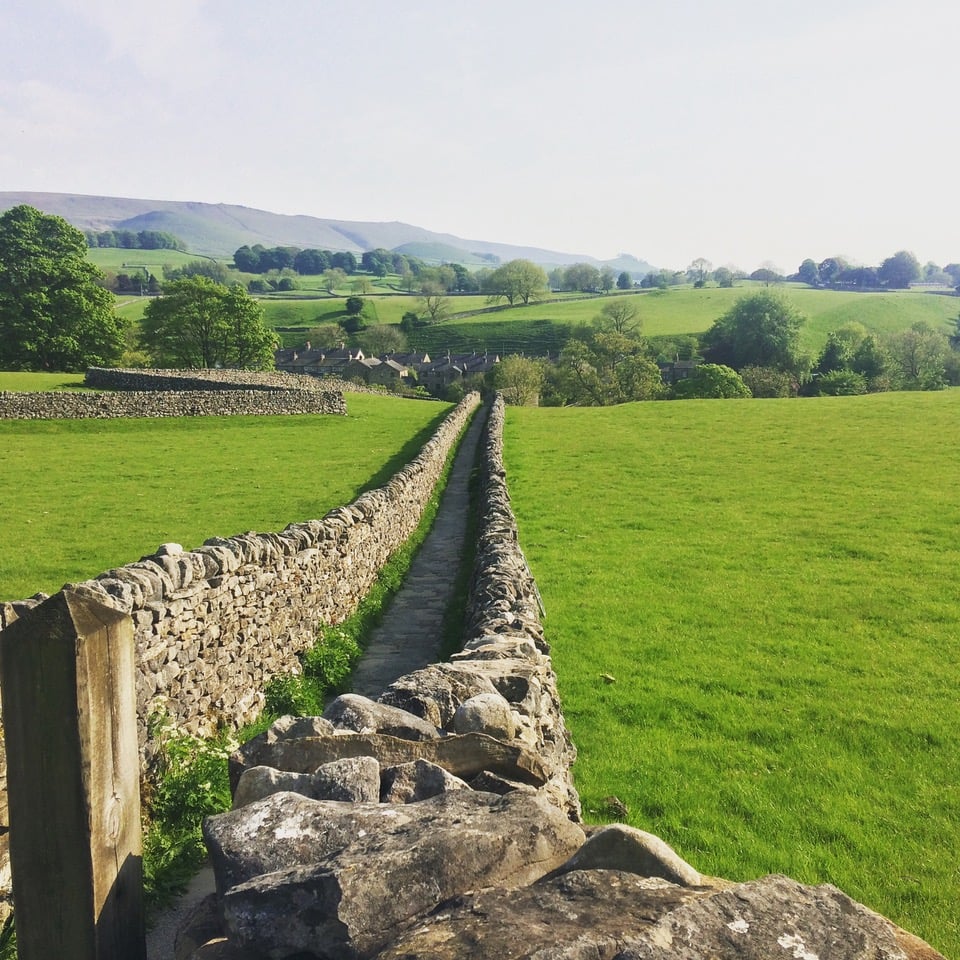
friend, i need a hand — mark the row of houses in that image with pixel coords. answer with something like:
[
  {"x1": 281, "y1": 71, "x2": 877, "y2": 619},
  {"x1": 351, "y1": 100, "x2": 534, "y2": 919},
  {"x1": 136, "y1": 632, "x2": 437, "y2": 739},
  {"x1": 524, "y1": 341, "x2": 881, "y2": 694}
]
[{"x1": 274, "y1": 343, "x2": 501, "y2": 392}]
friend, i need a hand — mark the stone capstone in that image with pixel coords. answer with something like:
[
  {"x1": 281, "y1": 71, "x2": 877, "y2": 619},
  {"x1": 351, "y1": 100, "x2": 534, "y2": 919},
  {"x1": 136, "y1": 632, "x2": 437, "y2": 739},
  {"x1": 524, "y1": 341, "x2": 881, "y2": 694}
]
[
  {"x1": 322, "y1": 693, "x2": 441, "y2": 741},
  {"x1": 205, "y1": 789, "x2": 586, "y2": 959}
]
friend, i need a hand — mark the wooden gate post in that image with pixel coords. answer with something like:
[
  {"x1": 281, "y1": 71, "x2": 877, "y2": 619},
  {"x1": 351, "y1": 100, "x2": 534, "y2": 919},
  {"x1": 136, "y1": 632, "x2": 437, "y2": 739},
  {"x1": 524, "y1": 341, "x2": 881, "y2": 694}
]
[{"x1": 0, "y1": 585, "x2": 145, "y2": 960}]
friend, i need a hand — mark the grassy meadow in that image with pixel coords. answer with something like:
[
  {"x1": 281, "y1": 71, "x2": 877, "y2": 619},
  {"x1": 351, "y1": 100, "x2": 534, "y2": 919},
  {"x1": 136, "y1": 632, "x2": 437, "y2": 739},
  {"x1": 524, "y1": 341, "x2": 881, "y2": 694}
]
[
  {"x1": 503, "y1": 390, "x2": 960, "y2": 957},
  {"x1": 0, "y1": 393, "x2": 452, "y2": 601}
]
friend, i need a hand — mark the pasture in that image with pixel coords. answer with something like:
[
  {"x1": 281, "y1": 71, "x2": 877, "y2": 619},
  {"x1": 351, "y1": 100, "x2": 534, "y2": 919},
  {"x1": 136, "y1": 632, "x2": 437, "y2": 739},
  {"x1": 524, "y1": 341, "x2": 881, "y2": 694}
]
[
  {"x1": 0, "y1": 394, "x2": 452, "y2": 601},
  {"x1": 503, "y1": 390, "x2": 960, "y2": 957},
  {"x1": 448, "y1": 286, "x2": 958, "y2": 353}
]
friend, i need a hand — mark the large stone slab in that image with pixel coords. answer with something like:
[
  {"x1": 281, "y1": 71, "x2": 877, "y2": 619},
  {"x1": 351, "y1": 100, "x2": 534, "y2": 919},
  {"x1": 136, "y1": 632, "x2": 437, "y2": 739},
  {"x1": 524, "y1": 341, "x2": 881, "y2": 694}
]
[
  {"x1": 206, "y1": 789, "x2": 585, "y2": 959},
  {"x1": 374, "y1": 869, "x2": 697, "y2": 960},
  {"x1": 614, "y1": 874, "x2": 939, "y2": 960}
]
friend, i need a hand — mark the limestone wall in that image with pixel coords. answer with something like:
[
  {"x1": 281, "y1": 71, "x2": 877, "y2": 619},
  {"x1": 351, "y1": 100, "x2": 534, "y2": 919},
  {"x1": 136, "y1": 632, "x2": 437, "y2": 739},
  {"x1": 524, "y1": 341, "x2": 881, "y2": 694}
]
[
  {"x1": 1, "y1": 393, "x2": 480, "y2": 747},
  {"x1": 0, "y1": 388, "x2": 346, "y2": 419},
  {"x1": 188, "y1": 396, "x2": 943, "y2": 959}
]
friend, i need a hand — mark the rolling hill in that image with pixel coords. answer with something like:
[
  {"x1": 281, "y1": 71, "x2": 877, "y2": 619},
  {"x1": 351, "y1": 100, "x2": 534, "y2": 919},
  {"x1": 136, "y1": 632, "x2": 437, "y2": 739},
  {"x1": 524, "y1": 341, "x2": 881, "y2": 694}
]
[{"x1": 0, "y1": 192, "x2": 657, "y2": 274}]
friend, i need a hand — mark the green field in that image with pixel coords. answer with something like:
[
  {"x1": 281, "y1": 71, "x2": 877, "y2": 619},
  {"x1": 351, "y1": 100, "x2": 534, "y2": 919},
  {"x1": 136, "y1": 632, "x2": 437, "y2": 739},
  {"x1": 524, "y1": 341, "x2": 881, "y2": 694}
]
[
  {"x1": 443, "y1": 286, "x2": 958, "y2": 353},
  {"x1": 87, "y1": 247, "x2": 216, "y2": 274},
  {"x1": 103, "y1": 278, "x2": 960, "y2": 361},
  {"x1": 0, "y1": 394, "x2": 452, "y2": 601},
  {"x1": 0, "y1": 372, "x2": 87, "y2": 391},
  {"x1": 503, "y1": 391, "x2": 960, "y2": 957}
]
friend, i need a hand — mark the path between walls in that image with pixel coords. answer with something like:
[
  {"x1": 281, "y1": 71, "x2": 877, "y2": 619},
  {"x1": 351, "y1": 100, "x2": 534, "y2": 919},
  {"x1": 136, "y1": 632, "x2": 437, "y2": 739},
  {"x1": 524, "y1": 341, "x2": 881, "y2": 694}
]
[
  {"x1": 146, "y1": 401, "x2": 487, "y2": 960},
  {"x1": 349, "y1": 402, "x2": 488, "y2": 697}
]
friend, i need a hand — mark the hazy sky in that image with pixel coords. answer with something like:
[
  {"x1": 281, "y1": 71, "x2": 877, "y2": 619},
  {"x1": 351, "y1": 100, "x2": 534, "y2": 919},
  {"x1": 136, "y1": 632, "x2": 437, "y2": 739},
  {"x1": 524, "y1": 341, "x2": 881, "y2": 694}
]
[{"x1": 2, "y1": 0, "x2": 958, "y2": 272}]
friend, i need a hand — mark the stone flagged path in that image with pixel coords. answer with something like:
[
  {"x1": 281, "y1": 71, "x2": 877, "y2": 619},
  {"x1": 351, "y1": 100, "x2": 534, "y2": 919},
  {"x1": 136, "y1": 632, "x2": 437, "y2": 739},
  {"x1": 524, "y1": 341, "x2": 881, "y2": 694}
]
[
  {"x1": 349, "y1": 403, "x2": 488, "y2": 698},
  {"x1": 147, "y1": 402, "x2": 486, "y2": 960}
]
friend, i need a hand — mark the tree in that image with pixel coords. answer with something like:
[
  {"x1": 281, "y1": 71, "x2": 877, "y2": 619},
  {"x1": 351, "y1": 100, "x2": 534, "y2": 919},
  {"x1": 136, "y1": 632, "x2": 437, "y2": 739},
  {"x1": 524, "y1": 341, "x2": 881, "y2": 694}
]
[
  {"x1": 739, "y1": 365, "x2": 795, "y2": 398},
  {"x1": 713, "y1": 266, "x2": 735, "y2": 288},
  {"x1": 672, "y1": 364, "x2": 752, "y2": 399},
  {"x1": 357, "y1": 324, "x2": 408, "y2": 356},
  {"x1": 485, "y1": 259, "x2": 548, "y2": 305},
  {"x1": 886, "y1": 321, "x2": 950, "y2": 389},
  {"x1": 344, "y1": 296, "x2": 364, "y2": 316},
  {"x1": 140, "y1": 276, "x2": 276, "y2": 369},
  {"x1": 701, "y1": 290, "x2": 808, "y2": 375},
  {"x1": 815, "y1": 369, "x2": 868, "y2": 396},
  {"x1": 817, "y1": 257, "x2": 847, "y2": 285},
  {"x1": 361, "y1": 248, "x2": 392, "y2": 277},
  {"x1": 418, "y1": 282, "x2": 451, "y2": 323},
  {"x1": 616, "y1": 271, "x2": 632, "y2": 290},
  {"x1": 0, "y1": 204, "x2": 126, "y2": 371},
  {"x1": 322, "y1": 268, "x2": 347, "y2": 293},
  {"x1": 595, "y1": 298, "x2": 641, "y2": 335},
  {"x1": 493, "y1": 355, "x2": 545, "y2": 406},
  {"x1": 562, "y1": 263, "x2": 601, "y2": 293},
  {"x1": 688, "y1": 258, "x2": 712, "y2": 287},
  {"x1": 557, "y1": 333, "x2": 664, "y2": 405},
  {"x1": 797, "y1": 259, "x2": 820, "y2": 286},
  {"x1": 599, "y1": 267, "x2": 616, "y2": 293},
  {"x1": 878, "y1": 250, "x2": 920, "y2": 289}
]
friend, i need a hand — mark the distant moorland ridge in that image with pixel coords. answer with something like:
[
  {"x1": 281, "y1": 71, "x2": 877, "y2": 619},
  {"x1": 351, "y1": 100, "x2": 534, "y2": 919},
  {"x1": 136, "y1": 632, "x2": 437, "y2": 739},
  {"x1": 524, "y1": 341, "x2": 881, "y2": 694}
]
[{"x1": 0, "y1": 191, "x2": 655, "y2": 273}]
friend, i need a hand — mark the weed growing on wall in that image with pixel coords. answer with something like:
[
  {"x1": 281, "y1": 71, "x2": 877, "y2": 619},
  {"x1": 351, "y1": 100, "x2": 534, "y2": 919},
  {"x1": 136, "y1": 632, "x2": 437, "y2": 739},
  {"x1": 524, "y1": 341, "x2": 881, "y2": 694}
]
[{"x1": 141, "y1": 714, "x2": 234, "y2": 908}]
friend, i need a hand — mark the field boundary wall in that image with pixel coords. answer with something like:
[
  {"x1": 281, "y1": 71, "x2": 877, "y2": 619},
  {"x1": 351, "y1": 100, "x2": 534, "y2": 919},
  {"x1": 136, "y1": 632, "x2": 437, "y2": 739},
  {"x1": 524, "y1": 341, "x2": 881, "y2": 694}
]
[{"x1": 1, "y1": 393, "x2": 480, "y2": 749}]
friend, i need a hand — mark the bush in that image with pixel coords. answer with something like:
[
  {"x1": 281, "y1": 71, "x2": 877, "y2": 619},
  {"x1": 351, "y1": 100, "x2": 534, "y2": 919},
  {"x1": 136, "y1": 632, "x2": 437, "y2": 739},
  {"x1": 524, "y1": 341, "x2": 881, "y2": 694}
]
[
  {"x1": 740, "y1": 365, "x2": 795, "y2": 398},
  {"x1": 815, "y1": 369, "x2": 868, "y2": 396}
]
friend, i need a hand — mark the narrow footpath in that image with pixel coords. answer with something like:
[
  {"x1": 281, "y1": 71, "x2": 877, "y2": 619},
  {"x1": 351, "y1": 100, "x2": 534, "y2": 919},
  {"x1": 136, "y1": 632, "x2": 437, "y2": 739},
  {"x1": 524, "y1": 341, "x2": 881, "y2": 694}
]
[
  {"x1": 349, "y1": 401, "x2": 487, "y2": 697},
  {"x1": 146, "y1": 401, "x2": 486, "y2": 960}
]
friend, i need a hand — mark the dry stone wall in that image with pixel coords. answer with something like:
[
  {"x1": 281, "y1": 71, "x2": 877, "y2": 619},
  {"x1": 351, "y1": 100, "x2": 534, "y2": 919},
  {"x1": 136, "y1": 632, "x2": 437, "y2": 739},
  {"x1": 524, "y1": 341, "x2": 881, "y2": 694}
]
[
  {"x1": 0, "y1": 388, "x2": 346, "y2": 419},
  {"x1": 1, "y1": 393, "x2": 480, "y2": 750},
  {"x1": 180, "y1": 395, "x2": 944, "y2": 959}
]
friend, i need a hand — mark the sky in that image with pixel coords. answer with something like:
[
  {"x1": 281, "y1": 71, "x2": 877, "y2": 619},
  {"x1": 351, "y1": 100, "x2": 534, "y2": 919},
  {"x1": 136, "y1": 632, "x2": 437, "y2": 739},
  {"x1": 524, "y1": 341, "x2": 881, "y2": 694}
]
[{"x1": 2, "y1": 0, "x2": 958, "y2": 273}]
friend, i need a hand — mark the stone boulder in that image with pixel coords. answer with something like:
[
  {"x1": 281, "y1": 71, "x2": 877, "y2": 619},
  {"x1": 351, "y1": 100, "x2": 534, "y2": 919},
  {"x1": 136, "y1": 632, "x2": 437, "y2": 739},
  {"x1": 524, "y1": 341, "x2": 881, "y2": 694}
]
[
  {"x1": 553, "y1": 823, "x2": 704, "y2": 888},
  {"x1": 375, "y1": 869, "x2": 698, "y2": 960},
  {"x1": 206, "y1": 789, "x2": 585, "y2": 959},
  {"x1": 453, "y1": 692, "x2": 517, "y2": 740},
  {"x1": 232, "y1": 757, "x2": 380, "y2": 808},
  {"x1": 613, "y1": 874, "x2": 939, "y2": 960},
  {"x1": 323, "y1": 693, "x2": 440, "y2": 740},
  {"x1": 379, "y1": 759, "x2": 469, "y2": 803},
  {"x1": 376, "y1": 663, "x2": 499, "y2": 727}
]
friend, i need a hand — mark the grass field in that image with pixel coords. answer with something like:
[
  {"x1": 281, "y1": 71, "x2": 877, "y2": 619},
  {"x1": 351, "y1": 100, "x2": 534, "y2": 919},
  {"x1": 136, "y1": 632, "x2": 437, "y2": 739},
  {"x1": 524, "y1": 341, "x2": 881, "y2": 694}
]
[
  {"x1": 447, "y1": 286, "x2": 959, "y2": 354},
  {"x1": 106, "y1": 278, "x2": 959, "y2": 361},
  {"x1": 0, "y1": 372, "x2": 87, "y2": 391},
  {"x1": 503, "y1": 391, "x2": 960, "y2": 957},
  {"x1": 0, "y1": 394, "x2": 452, "y2": 601},
  {"x1": 87, "y1": 248, "x2": 215, "y2": 273}
]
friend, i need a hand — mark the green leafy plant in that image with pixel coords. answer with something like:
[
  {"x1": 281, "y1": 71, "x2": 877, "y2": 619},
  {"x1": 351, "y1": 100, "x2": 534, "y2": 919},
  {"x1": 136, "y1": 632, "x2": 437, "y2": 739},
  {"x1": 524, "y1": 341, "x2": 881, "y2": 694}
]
[{"x1": 141, "y1": 714, "x2": 234, "y2": 908}]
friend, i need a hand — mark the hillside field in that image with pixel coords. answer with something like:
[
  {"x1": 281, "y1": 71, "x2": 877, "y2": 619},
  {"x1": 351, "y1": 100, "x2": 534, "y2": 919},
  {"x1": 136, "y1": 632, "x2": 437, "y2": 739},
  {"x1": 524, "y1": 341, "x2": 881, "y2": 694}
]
[
  {"x1": 0, "y1": 393, "x2": 452, "y2": 601},
  {"x1": 503, "y1": 390, "x2": 960, "y2": 958}
]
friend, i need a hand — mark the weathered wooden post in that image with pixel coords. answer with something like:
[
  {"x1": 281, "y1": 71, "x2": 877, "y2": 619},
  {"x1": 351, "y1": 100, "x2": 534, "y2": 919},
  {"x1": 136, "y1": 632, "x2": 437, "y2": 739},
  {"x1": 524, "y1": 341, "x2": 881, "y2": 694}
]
[{"x1": 0, "y1": 585, "x2": 145, "y2": 960}]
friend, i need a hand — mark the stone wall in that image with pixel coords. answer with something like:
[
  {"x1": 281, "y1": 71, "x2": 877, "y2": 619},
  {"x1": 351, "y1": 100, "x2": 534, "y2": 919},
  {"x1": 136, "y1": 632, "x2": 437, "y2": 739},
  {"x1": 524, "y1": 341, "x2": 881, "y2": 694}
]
[
  {"x1": 1, "y1": 393, "x2": 480, "y2": 748},
  {"x1": 181, "y1": 396, "x2": 945, "y2": 959},
  {"x1": 0, "y1": 388, "x2": 346, "y2": 419},
  {"x1": 85, "y1": 366, "x2": 392, "y2": 397}
]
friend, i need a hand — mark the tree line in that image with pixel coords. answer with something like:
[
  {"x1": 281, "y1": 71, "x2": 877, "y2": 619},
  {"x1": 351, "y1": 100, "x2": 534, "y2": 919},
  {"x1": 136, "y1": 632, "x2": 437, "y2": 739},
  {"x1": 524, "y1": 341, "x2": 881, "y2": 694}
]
[
  {"x1": 492, "y1": 289, "x2": 960, "y2": 407},
  {"x1": 85, "y1": 229, "x2": 186, "y2": 251}
]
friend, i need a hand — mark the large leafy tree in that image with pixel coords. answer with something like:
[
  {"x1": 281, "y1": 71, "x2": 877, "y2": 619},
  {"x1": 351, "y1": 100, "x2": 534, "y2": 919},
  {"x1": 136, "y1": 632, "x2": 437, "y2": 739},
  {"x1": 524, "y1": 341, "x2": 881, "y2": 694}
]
[
  {"x1": 140, "y1": 276, "x2": 277, "y2": 369},
  {"x1": 556, "y1": 332, "x2": 664, "y2": 405},
  {"x1": 485, "y1": 259, "x2": 548, "y2": 305},
  {"x1": 0, "y1": 204, "x2": 125, "y2": 370},
  {"x1": 878, "y1": 250, "x2": 921, "y2": 289},
  {"x1": 701, "y1": 290, "x2": 808, "y2": 375},
  {"x1": 493, "y1": 355, "x2": 545, "y2": 406}
]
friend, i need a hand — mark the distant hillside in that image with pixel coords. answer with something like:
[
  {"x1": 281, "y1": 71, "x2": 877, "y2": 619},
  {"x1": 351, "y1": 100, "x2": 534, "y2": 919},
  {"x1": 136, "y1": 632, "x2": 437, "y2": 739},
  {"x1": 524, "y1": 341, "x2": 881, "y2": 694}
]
[{"x1": 0, "y1": 192, "x2": 656, "y2": 275}]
